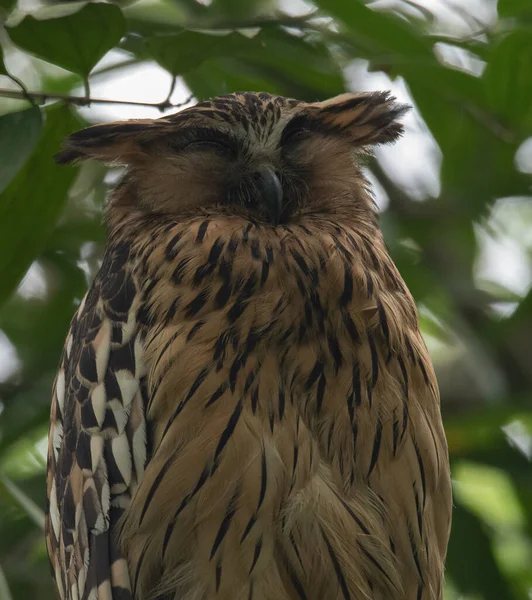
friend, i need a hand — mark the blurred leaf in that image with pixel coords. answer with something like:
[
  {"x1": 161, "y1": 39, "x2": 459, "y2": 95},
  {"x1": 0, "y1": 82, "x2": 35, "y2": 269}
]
[
  {"x1": 0, "y1": 374, "x2": 54, "y2": 457},
  {"x1": 484, "y1": 30, "x2": 532, "y2": 130},
  {"x1": 210, "y1": 0, "x2": 272, "y2": 18},
  {"x1": 0, "y1": 107, "x2": 42, "y2": 195},
  {"x1": 145, "y1": 30, "x2": 250, "y2": 76},
  {"x1": 182, "y1": 27, "x2": 344, "y2": 100},
  {"x1": 0, "y1": 0, "x2": 16, "y2": 21},
  {"x1": 0, "y1": 43, "x2": 7, "y2": 75},
  {"x1": 446, "y1": 502, "x2": 515, "y2": 600},
  {"x1": 444, "y1": 392, "x2": 532, "y2": 443},
  {"x1": 497, "y1": 0, "x2": 532, "y2": 18},
  {"x1": 147, "y1": 25, "x2": 344, "y2": 94},
  {"x1": 0, "y1": 564, "x2": 13, "y2": 600},
  {"x1": 407, "y1": 68, "x2": 529, "y2": 218},
  {"x1": 0, "y1": 104, "x2": 81, "y2": 307},
  {"x1": 7, "y1": 3, "x2": 125, "y2": 78},
  {"x1": 0, "y1": 474, "x2": 45, "y2": 530},
  {"x1": 244, "y1": 27, "x2": 344, "y2": 97},
  {"x1": 0, "y1": 474, "x2": 47, "y2": 553},
  {"x1": 0, "y1": 255, "x2": 85, "y2": 375},
  {"x1": 183, "y1": 55, "x2": 281, "y2": 98},
  {"x1": 314, "y1": 0, "x2": 433, "y2": 61}
]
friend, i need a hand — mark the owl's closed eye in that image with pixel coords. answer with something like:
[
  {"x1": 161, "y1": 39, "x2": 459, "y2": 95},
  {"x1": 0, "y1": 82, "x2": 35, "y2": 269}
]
[{"x1": 56, "y1": 91, "x2": 409, "y2": 223}]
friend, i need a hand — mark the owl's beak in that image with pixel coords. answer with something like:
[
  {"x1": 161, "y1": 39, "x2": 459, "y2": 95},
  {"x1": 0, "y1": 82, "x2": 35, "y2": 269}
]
[{"x1": 254, "y1": 167, "x2": 283, "y2": 225}]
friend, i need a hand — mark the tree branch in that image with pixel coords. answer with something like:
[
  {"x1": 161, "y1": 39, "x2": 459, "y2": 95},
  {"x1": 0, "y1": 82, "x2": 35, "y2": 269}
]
[{"x1": 0, "y1": 88, "x2": 194, "y2": 111}]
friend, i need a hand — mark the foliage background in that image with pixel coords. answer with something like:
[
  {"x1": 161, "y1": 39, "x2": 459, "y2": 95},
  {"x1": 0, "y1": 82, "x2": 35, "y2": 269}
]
[{"x1": 0, "y1": 0, "x2": 531, "y2": 597}]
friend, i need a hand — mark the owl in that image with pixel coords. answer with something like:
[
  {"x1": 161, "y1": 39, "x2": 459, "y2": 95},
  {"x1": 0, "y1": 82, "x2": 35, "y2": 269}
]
[{"x1": 46, "y1": 91, "x2": 452, "y2": 600}]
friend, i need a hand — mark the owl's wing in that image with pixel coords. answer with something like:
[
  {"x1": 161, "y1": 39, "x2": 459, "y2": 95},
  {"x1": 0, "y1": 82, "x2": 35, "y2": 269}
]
[{"x1": 46, "y1": 242, "x2": 147, "y2": 600}]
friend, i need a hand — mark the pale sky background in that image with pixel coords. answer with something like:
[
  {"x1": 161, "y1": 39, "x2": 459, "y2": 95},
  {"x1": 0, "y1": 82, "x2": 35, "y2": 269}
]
[{"x1": 1, "y1": 0, "x2": 532, "y2": 383}]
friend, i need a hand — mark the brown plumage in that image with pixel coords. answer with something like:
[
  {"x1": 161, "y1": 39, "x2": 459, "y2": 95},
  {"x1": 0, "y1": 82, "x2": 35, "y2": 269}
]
[{"x1": 46, "y1": 91, "x2": 452, "y2": 600}]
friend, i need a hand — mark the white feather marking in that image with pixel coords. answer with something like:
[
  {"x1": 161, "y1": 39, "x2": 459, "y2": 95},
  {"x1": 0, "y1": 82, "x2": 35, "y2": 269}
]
[
  {"x1": 111, "y1": 558, "x2": 131, "y2": 589},
  {"x1": 56, "y1": 370, "x2": 66, "y2": 414},
  {"x1": 49, "y1": 481, "x2": 60, "y2": 540},
  {"x1": 52, "y1": 421, "x2": 63, "y2": 462},
  {"x1": 110, "y1": 482, "x2": 128, "y2": 495},
  {"x1": 77, "y1": 564, "x2": 86, "y2": 599},
  {"x1": 111, "y1": 433, "x2": 132, "y2": 487},
  {"x1": 90, "y1": 435, "x2": 104, "y2": 473},
  {"x1": 87, "y1": 586, "x2": 98, "y2": 600},
  {"x1": 98, "y1": 579, "x2": 113, "y2": 600},
  {"x1": 115, "y1": 369, "x2": 139, "y2": 407},
  {"x1": 85, "y1": 481, "x2": 106, "y2": 532},
  {"x1": 131, "y1": 401, "x2": 147, "y2": 480},
  {"x1": 113, "y1": 406, "x2": 130, "y2": 435},
  {"x1": 111, "y1": 495, "x2": 131, "y2": 509},
  {"x1": 94, "y1": 319, "x2": 111, "y2": 382},
  {"x1": 101, "y1": 477, "x2": 111, "y2": 517},
  {"x1": 71, "y1": 582, "x2": 79, "y2": 600},
  {"x1": 134, "y1": 335, "x2": 147, "y2": 378},
  {"x1": 93, "y1": 513, "x2": 106, "y2": 533},
  {"x1": 54, "y1": 563, "x2": 65, "y2": 599},
  {"x1": 107, "y1": 398, "x2": 124, "y2": 411},
  {"x1": 78, "y1": 294, "x2": 87, "y2": 314},
  {"x1": 66, "y1": 334, "x2": 73, "y2": 358},
  {"x1": 90, "y1": 383, "x2": 107, "y2": 428},
  {"x1": 74, "y1": 499, "x2": 83, "y2": 530},
  {"x1": 122, "y1": 309, "x2": 137, "y2": 344}
]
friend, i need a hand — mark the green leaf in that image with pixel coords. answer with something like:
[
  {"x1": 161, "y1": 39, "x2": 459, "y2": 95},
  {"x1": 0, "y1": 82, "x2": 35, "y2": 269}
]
[
  {"x1": 7, "y1": 3, "x2": 125, "y2": 78},
  {"x1": 209, "y1": 0, "x2": 272, "y2": 18},
  {"x1": 313, "y1": 0, "x2": 433, "y2": 62},
  {"x1": 497, "y1": 0, "x2": 532, "y2": 18},
  {"x1": 484, "y1": 29, "x2": 532, "y2": 130},
  {"x1": 0, "y1": 0, "x2": 16, "y2": 21},
  {"x1": 0, "y1": 255, "x2": 85, "y2": 377},
  {"x1": 0, "y1": 104, "x2": 81, "y2": 307},
  {"x1": 146, "y1": 27, "x2": 344, "y2": 96},
  {"x1": 0, "y1": 108, "x2": 42, "y2": 196},
  {"x1": 183, "y1": 56, "x2": 283, "y2": 99},
  {"x1": 243, "y1": 27, "x2": 344, "y2": 97},
  {"x1": 447, "y1": 502, "x2": 515, "y2": 600},
  {"x1": 0, "y1": 374, "x2": 55, "y2": 457},
  {"x1": 0, "y1": 474, "x2": 45, "y2": 531},
  {"x1": 0, "y1": 564, "x2": 13, "y2": 600},
  {"x1": 145, "y1": 30, "x2": 250, "y2": 76},
  {"x1": 406, "y1": 68, "x2": 528, "y2": 216},
  {"x1": 175, "y1": 27, "x2": 344, "y2": 100},
  {"x1": 0, "y1": 43, "x2": 8, "y2": 75}
]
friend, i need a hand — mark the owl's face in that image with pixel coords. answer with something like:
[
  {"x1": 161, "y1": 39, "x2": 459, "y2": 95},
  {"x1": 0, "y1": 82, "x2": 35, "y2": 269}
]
[{"x1": 57, "y1": 91, "x2": 409, "y2": 225}]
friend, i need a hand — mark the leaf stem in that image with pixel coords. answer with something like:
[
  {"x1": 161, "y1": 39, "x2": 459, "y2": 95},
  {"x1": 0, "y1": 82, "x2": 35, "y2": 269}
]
[
  {"x1": 83, "y1": 77, "x2": 91, "y2": 102},
  {"x1": 4, "y1": 72, "x2": 37, "y2": 108}
]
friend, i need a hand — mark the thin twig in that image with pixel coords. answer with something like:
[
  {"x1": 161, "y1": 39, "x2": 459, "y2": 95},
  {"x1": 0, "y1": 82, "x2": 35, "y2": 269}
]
[
  {"x1": 163, "y1": 76, "x2": 177, "y2": 107},
  {"x1": 0, "y1": 88, "x2": 194, "y2": 111},
  {"x1": 4, "y1": 72, "x2": 36, "y2": 107}
]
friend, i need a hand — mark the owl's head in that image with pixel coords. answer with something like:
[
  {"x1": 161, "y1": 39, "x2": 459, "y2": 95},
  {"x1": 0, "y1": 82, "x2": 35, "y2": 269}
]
[{"x1": 57, "y1": 91, "x2": 409, "y2": 225}]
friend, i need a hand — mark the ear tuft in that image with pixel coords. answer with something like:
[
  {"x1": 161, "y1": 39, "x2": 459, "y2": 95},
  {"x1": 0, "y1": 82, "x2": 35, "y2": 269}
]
[
  {"x1": 54, "y1": 119, "x2": 161, "y2": 165},
  {"x1": 54, "y1": 148, "x2": 83, "y2": 165},
  {"x1": 312, "y1": 91, "x2": 411, "y2": 146}
]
